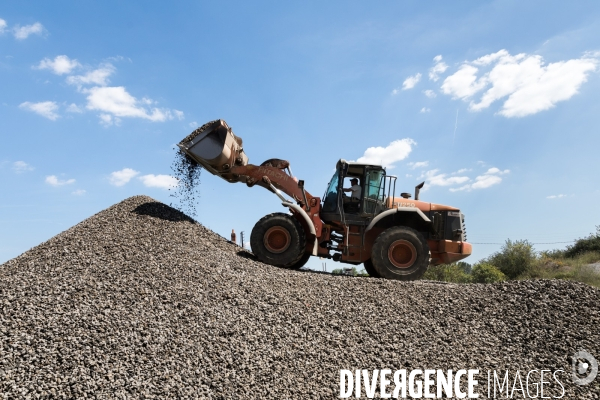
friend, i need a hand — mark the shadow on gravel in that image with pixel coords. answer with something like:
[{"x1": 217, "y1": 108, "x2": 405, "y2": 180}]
[
  {"x1": 132, "y1": 202, "x2": 196, "y2": 223},
  {"x1": 236, "y1": 249, "x2": 379, "y2": 278},
  {"x1": 236, "y1": 250, "x2": 257, "y2": 260}
]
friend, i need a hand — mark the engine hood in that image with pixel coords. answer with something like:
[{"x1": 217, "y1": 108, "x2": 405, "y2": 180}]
[{"x1": 386, "y1": 197, "x2": 460, "y2": 213}]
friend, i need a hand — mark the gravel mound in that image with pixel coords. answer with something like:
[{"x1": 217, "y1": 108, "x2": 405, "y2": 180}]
[{"x1": 1, "y1": 196, "x2": 599, "y2": 399}]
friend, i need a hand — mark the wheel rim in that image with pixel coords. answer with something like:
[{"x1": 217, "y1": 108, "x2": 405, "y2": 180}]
[
  {"x1": 264, "y1": 226, "x2": 291, "y2": 254},
  {"x1": 388, "y1": 240, "x2": 417, "y2": 269}
]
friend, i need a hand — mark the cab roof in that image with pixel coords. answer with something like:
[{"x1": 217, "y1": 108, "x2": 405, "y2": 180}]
[{"x1": 337, "y1": 159, "x2": 385, "y2": 169}]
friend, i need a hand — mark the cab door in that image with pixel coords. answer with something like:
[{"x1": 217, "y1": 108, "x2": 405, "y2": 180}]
[{"x1": 362, "y1": 168, "x2": 385, "y2": 215}]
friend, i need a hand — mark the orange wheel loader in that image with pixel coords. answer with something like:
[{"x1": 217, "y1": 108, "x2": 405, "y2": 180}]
[{"x1": 178, "y1": 120, "x2": 472, "y2": 280}]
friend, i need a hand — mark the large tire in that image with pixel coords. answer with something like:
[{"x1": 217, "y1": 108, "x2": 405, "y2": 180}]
[
  {"x1": 371, "y1": 227, "x2": 429, "y2": 281},
  {"x1": 289, "y1": 252, "x2": 311, "y2": 270},
  {"x1": 363, "y1": 259, "x2": 380, "y2": 278},
  {"x1": 250, "y1": 213, "x2": 306, "y2": 268}
]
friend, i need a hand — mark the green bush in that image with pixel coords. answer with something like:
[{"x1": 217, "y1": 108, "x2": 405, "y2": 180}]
[
  {"x1": 456, "y1": 261, "x2": 472, "y2": 274},
  {"x1": 486, "y1": 239, "x2": 536, "y2": 279},
  {"x1": 471, "y1": 263, "x2": 506, "y2": 283},
  {"x1": 423, "y1": 263, "x2": 471, "y2": 283},
  {"x1": 565, "y1": 226, "x2": 600, "y2": 258},
  {"x1": 539, "y1": 248, "x2": 566, "y2": 259}
]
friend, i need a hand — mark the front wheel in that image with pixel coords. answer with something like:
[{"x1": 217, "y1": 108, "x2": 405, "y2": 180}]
[
  {"x1": 363, "y1": 259, "x2": 380, "y2": 278},
  {"x1": 250, "y1": 213, "x2": 306, "y2": 268},
  {"x1": 371, "y1": 227, "x2": 429, "y2": 281}
]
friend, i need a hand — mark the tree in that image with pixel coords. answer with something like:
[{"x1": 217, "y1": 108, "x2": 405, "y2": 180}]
[
  {"x1": 422, "y1": 263, "x2": 471, "y2": 283},
  {"x1": 471, "y1": 263, "x2": 506, "y2": 283},
  {"x1": 486, "y1": 239, "x2": 536, "y2": 279},
  {"x1": 565, "y1": 225, "x2": 600, "y2": 258}
]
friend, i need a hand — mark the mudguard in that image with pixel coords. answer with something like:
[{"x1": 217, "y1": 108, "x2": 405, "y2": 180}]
[{"x1": 365, "y1": 207, "x2": 431, "y2": 233}]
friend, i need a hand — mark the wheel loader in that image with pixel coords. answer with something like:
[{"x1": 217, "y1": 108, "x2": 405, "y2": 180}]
[{"x1": 178, "y1": 120, "x2": 472, "y2": 280}]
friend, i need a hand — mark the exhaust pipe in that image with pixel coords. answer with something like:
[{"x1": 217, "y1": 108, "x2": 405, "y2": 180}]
[{"x1": 415, "y1": 181, "x2": 425, "y2": 201}]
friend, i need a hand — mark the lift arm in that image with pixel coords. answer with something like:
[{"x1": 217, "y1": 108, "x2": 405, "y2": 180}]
[{"x1": 178, "y1": 119, "x2": 323, "y2": 241}]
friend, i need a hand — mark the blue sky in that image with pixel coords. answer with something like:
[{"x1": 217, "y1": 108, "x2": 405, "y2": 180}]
[{"x1": 1, "y1": 1, "x2": 599, "y2": 272}]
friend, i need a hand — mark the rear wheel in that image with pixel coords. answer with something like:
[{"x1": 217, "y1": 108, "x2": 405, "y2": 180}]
[
  {"x1": 250, "y1": 213, "x2": 306, "y2": 268},
  {"x1": 363, "y1": 259, "x2": 380, "y2": 277},
  {"x1": 371, "y1": 227, "x2": 429, "y2": 281}
]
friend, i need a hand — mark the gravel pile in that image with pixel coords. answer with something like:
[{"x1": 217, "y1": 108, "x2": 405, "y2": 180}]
[{"x1": 1, "y1": 196, "x2": 599, "y2": 399}]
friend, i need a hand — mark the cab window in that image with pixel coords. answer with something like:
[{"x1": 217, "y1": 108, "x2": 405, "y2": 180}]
[
  {"x1": 322, "y1": 169, "x2": 340, "y2": 212},
  {"x1": 364, "y1": 169, "x2": 384, "y2": 213}
]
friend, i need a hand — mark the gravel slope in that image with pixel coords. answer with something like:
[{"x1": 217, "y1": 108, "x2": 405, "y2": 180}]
[{"x1": 1, "y1": 196, "x2": 599, "y2": 399}]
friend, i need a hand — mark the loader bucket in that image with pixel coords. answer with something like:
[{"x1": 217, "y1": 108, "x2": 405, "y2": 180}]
[{"x1": 178, "y1": 120, "x2": 248, "y2": 178}]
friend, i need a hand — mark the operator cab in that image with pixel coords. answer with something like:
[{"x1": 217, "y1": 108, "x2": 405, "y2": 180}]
[{"x1": 320, "y1": 159, "x2": 396, "y2": 225}]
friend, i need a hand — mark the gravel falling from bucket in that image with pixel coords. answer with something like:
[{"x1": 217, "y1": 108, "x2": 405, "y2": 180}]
[
  {"x1": 170, "y1": 120, "x2": 222, "y2": 218},
  {"x1": 169, "y1": 149, "x2": 202, "y2": 218}
]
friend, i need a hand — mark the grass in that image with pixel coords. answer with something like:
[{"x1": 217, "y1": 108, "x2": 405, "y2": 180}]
[
  {"x1": 423, "y1": 250, "x2": 600, "y2": 288},
  {"x1": 521, "y1": 251, "x2": 600, "y2": 287}
]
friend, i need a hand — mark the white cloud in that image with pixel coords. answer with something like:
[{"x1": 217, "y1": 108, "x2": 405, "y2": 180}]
[
  {"x1": 470, "y1": 174, "x2": 502, "y2": 189},
  {"x1": 35, "y1": 55, "x2": 80, "y2": 75},
  {"x1": 429, "y1": 55, "x2": 448, "y2": 81},
  {"x1": 85, "y1": 86, "x2": 174, "y2": 122},
  {"x1": 391, "y1": 88, "x2": 400, "y2": 95},
  {"x1": 402, "y1": 73, "x2": 422, "y2": 90},
  {"x1": 420, "y1": 107, "x2": 431, "y2": 113},
  {"x1": 25, "y1": 57, "x2": 178, "y2": 126},
  {"x1": 66, "y1": 103, "x2": 83, "y2": 113},
  {"x1": 109, "y1": 168, "x2": 139, "y2": 186},
  {"x1": 12, "y1": 161, "x2": 34, "y2": 173},
  {"x1": 423, "y1": 89, "x2": 437, "y2": 98},
  {"x1": 189, "y1": 121, "x2": 198, "y2": 128},
  {"x1": 547, "y1": 194, "x2": 567, "y2": 199},
  {"x1": 484, "y1": 167, "x2": 510, "y2": 175},
  {"x1": 419, "y1": 169, "x2": 470, "y2": 187},
  {"x1": 67, "y1": 64, "x2": 115, "y2": 86},
  {"x1": 441, "y1": 50, "x2": 598, "y2": 117},
  {"x1": 0, "y1": 19, "x2": 7, "y2": 34},
  {"x1": 355, "y1": 139, "x2": 416, "y2": 168},
  {"x1": 72, "y1": 189, "x2": 86, "y2": 196},
  {"x1": 472, "y1": 50, "x2": 513, "y2": 66},
  {"x1": 408, "y1": 161, "x2": 429, "y2": 169},
  {"x1": 45, "y1": 175, "x2": 75, "y2": 186},
  {"x1": 19, "y1": 101, "x2": 60, "y2": 120},
  {"x1": 98, "y1": 113, "x2": 121, "y2": 127},
  {"x1": 13, "y1": 22, "x2": 44, "y2": 40},
  {"x1": 174, "y1": 110, "x2": 184, "y2": 120},
  {"x1": 450, "y1": 167, "x2": 509, "y2": 192},
  {"x1": 441, "y1": 65, "x2": 488, "y2": 99},
  {"x1": 139, "y1": 174, "x2": 178, "y2": 189}
]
